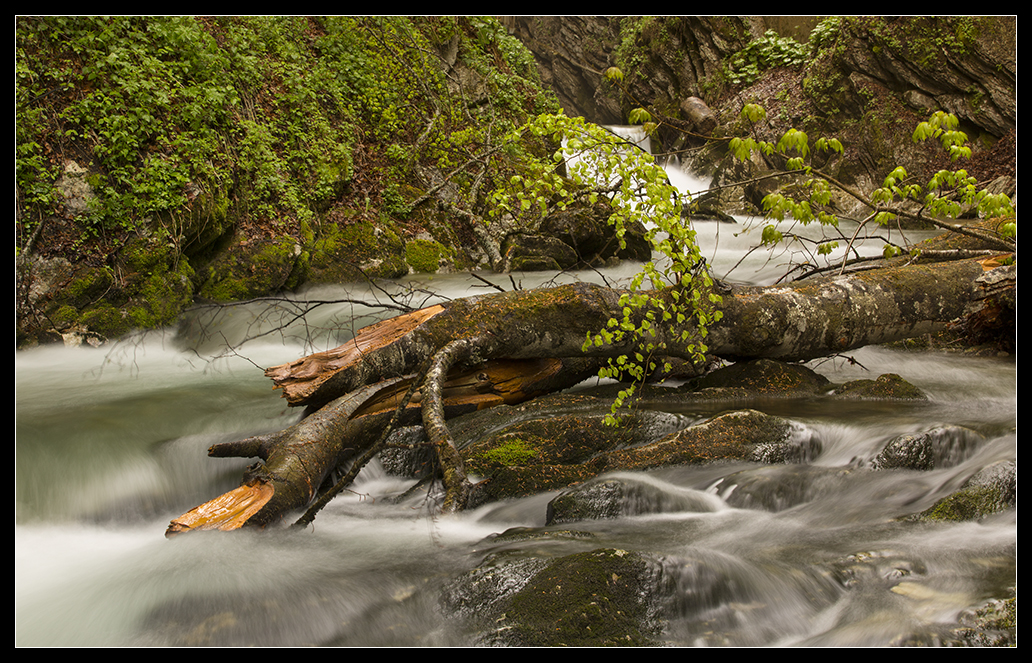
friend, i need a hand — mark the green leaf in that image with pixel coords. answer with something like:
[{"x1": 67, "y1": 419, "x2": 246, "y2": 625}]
[
  {"x1": 628, "y1": 107, "x2": 652, "y2": 124},
  {"x1": 740, "y1": 103, "x2": 766, "y2": 123},
  {"x1": 761, "y1": 224, "x2": 783, "y2": 245}
]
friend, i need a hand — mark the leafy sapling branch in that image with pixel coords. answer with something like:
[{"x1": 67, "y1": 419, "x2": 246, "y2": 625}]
[
  {"x1": 490, "y1": 112, "x2": 723, "y2": 424},
  {"x1": 729, "y1": 105, "x2": 1016, "y2": 270}
]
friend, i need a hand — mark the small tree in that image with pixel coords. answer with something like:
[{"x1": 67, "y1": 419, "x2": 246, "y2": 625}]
[{"x1": 485, "y1": 103, "x2": 1015, "y2": 422}]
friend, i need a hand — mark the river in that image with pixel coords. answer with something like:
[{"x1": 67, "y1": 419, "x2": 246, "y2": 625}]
[{"x1": 15, "y1": 167, "x2": 1015, "y2": 647}]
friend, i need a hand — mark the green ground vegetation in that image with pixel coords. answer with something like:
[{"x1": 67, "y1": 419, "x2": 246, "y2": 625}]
[{"x1": 16, "y1": 16, "x2": 560, "y2": 342}]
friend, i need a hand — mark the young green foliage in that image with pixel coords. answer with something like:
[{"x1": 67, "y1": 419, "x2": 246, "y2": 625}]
[
  {"x1": 725, "y1": 30, "x2": 810, "y2": 86},
  {"x1": 491, "y1": 112, "x2": 722, "y2": 424},
  {"x1": 729, "y1": 106, "x2": 1015, "y2": 260}
]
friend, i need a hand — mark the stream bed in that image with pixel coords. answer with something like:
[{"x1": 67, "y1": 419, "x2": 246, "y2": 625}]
[{"x1": 16, "y1": 205, "x2": 1016, "y2": 646}]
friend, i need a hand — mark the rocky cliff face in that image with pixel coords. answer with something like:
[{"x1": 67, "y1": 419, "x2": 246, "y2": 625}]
[
  {"x1": 508, "y1": 17, "x2": 764, "y2": 127},
  {"x1": 509, "y1": 16, "x2": 1015, "y2": 219},
  {"x1": 510, "y1": 16, "x2": 1014, "y2": 141}
]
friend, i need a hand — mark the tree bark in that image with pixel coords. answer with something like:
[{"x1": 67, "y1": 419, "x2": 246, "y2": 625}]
[{"x1": 167, "y1": 257, "x2": 1013, "y2": 534}]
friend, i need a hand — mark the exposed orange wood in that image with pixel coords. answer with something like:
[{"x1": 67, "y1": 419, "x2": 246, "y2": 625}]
[
  {"x1": 978, "y1": 253, "x2": 1014, "y2": 270},
  {"x1": 350, "y1": 358, "x2": 566, "y2": 418},
  {"x1": 264, "y1": 304, "x2": 445, "y2": 403},
  {"x1": 165, "y1": 480, "x2": 274, "y2": 538}
]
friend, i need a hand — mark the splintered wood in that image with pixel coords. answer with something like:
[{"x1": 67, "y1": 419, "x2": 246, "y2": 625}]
[
  {"x1": 264, "y1": 304, "x2": 445, "y2": 404},
  {"x1": 165, "y1": 481, "x2": 274, "y2": 537}
]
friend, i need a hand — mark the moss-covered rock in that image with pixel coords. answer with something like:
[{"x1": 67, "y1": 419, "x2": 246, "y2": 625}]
[
  {"x1": 500, "y1": 234, "x2": 578, "y2": 272},
  {"x1": 546, "y1": 474, "x2": 723, "y2": 525},
  {"x1": 908, "y1": 459, "x2": 1016, "y2": 522},
  {"x1": 539, "y1": 206, "x2": 652, "y2": 264},
  {"x1": 445, "y1": 547, "x2": 662, "y2": 646},
  {"x1": 831, "y1": 373, "x2": 927, "y2": 400},
  {"x1": 693, "y1": 358, "x2": 833, "y2": 397},
  {"x1": 307, "y1": 219, "x2": 408, "y2": 283},
  {"x1": 457, "y1": 393, "x2": 685, "y2": 506},
  {"x1": 16, "y1": 233, "x2": 196, "y2": 345},
  {"x1": 197, "y1": 234, "x2": 305, "y2": 301},
  {"x1": 604, "y1": 409, "x2": 815, "y2": 471},
  {"x1": 125, "y1": 257, "x2": 196, "y2": 330},
  {"x1": 870, "y1": 425, "x2": 984, "y2": 471},
  {"x1": 404, "y1": 238, "x2": 450, "y2": 273}
]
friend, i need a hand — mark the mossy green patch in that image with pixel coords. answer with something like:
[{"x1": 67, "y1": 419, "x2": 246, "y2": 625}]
[
  {"x1": 477, "y1": 438, "x2": 539, "y2": 468},
  {"x1": 79, "y1": 302, "x2": 133, "y2": 339},
  {"x1": 404, "y1": 238, "x2": 449, "y2": 273},
  {"x1": 307, "y1": 219, "x2": 407, "y2": 283},
  {"x1": 62, "y1": 267, "x2": 115, "y2": 307},
  {"x1": 128, "y1": 258, "x2": 196, "y2": 328},
  {"x1": 914, "y1": 485, "x2": 1012, "y2": 522},
  {"x1": 198, "y1": 235, "x2": 304, "y2": 301}
]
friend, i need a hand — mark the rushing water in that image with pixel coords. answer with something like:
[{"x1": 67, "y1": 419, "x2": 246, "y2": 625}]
[{"x1": 16, "y1": 166, "x2": 1015, "y2": 647}]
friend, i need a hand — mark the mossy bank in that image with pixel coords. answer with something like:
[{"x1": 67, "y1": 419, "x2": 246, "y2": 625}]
[{"x1": 16, "y1": 16, "x2": 558, "y2": 347}]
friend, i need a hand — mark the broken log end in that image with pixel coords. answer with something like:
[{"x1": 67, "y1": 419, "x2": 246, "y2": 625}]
[{"x1": 165, "y1": 480, "x2": 275, "y2": 538}]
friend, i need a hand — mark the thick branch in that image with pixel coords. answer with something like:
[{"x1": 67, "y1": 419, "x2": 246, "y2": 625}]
[
  {"x1": 166, "y1": 378, "x2": 402, "y2": 536},
  {"x1": 421, "y1": 338, "x2": 482, "y2": 513}
]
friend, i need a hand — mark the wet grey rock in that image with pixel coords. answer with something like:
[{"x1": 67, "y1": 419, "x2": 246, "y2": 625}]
[{"x1": 870, "y1": 425, "x2": 984, "y2": 471}]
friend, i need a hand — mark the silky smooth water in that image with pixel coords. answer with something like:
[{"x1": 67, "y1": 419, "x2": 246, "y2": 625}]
[{"x1": 16, "y1": 166, "x2": 1015, "y2": 647}]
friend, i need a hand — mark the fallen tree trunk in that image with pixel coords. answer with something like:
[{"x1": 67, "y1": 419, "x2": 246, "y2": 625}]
[
  {"x1": 269, "y1": 257, "x2": 1010, "y2": 407},
  {"x1": 167, "y1": 257, "x2": 1013, "y2": 534}
]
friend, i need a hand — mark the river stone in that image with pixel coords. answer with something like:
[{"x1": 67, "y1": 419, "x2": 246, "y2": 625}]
[
  {"x1": 602, "y1": 409, "x2": 804, "y2": 471},
  {"x1": 907, "y1": 458, "x2": 1016, "y2": 522},
  {"x1": 831, "y1": 373, "x2": 927, "y2": 400},
  {"x1": 443, "y1": 547, "x2": 662, "y2": 646},
  {"x1": 197, "y1": 234, "x2": 306, "y2": 301},
  {"x1": 454, "y1": 394, "x2": 816, "y2": 508},
  {"x1": 500, "y1": 234, "x2": 579, "y2": 272},
  {"x1": 545, "y1": 474, "x2": 724, "y2": 525},
  {"x1": 458, "y1": 395, "x2": 687, "y2": 508},
  {"x1": 870, "y1": 425, "x2": 984, "y2": 471},
  {"x1": 377, "y1": 425, "x2": 433, "y2": 477},
  {"x1": 693, "y1": 358, "x2": 832, "y2": 396},
  {"x1": 539, "y1": 206, "x2": 652, "y2": 264},
  {"x1": 709, "y1": 464, "x2": 852, "y2": 512},
  {"x1": 619, "y1": 358, "x2": 834, "y2": 407}
]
